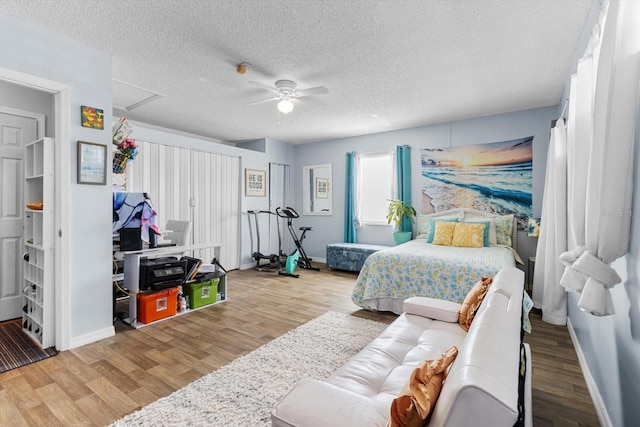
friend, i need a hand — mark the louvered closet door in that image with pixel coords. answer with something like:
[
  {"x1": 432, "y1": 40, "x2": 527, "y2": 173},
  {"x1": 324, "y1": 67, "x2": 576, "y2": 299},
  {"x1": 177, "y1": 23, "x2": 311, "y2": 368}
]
[
  {"x1": 127, "y1": 141, "x2": 240, "y2": 270},
  {"x1": 129, "y1": 141, "x2": 192, "y2": 228},
  {"x1": 191, "y1": 150, "x2": 240, "y2": 269}
]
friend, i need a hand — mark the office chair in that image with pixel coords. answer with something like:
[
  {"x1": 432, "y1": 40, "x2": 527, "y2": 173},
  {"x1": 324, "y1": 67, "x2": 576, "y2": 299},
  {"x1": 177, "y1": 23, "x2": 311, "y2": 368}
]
[{"x1": 164, "y1": 220, "x2": 192, "y2": 246}]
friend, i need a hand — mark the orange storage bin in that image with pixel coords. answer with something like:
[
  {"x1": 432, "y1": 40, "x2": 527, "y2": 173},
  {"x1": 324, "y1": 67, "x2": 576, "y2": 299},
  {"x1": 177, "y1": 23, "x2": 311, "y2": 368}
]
[{"x1": 137, "y1": 287, "x2": 178, "y2": 324}]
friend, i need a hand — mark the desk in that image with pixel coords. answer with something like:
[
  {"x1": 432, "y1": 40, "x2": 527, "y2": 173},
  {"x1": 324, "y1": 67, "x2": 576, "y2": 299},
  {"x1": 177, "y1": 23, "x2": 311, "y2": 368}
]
[{"x1": 118, "y1": 243, "x2": 225, "y2": 328}]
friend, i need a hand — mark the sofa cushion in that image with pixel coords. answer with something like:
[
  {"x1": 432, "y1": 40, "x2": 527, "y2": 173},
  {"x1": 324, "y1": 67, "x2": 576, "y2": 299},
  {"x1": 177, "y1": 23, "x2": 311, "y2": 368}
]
[
  {"x1": 389, "y1": 345, "x2": 459, "y2": 427},
  {"x1": 403, "y1": 297, "x2": 461, "y2": 323},
  {"x1": 458, "y1": 276, "x2": 493, "y2": 331},
  {"x1": 326, "y1": 314, "x2": 466, "y2": 400}
]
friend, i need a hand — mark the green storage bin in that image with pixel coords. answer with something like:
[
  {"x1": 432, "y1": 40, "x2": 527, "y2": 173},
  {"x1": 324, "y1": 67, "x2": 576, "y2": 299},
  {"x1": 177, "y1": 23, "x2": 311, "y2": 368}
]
[{"x1": 185, "y1": 278, "x2": 219, "y2": 309}]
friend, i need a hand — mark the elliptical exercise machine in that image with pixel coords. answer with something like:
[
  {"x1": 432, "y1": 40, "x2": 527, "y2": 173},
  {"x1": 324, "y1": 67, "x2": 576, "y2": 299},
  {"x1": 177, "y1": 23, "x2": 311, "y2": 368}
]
[
  {"x1": 247, "y1": 210, "x2": 282, "y2": 271},
  {"x1": 276, "y1": 207, "x2": 319, "y2": 272}
]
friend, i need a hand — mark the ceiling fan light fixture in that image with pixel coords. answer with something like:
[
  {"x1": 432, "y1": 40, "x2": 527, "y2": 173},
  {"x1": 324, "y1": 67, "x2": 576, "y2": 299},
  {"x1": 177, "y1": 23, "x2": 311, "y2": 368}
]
[{"x1": 277, "y1": 97, "x2": 294, "y2": 114}]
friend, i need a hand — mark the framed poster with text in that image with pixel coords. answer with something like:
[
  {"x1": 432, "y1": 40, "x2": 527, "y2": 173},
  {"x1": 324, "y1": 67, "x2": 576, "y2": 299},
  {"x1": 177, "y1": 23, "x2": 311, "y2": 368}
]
[{"x1": 245, "y1": 168, "x2": 266, "y2": 197}]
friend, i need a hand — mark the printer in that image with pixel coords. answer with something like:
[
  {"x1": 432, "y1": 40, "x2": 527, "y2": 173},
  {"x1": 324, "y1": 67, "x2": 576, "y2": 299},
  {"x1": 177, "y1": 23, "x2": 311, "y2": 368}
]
[{"x1": 139, "y1": 257, "x2": 187, "y2": 291}]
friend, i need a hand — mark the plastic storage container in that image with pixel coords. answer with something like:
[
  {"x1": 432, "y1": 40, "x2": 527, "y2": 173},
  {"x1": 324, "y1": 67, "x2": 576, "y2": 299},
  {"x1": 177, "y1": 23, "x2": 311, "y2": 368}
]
[
  {"x1": 137, "y1": 287, "x2": 179, "y2": 324},
  {"x1": 184, "y1": 278, "x2": 219, "y2": 309}
]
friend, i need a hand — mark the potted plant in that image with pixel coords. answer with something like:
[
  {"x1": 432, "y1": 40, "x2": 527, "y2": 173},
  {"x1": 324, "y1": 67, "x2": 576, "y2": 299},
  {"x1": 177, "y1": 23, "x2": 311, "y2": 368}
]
[{"x1": 386, "y1": 199, "x2": 417, "y2": 245}]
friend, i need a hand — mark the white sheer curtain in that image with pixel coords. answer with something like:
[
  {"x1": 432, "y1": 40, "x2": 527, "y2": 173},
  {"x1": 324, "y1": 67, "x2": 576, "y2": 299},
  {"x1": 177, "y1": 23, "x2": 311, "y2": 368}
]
[
  {"x1": 560, "y1": 60, "x2": 594, "y2": 293},
  {"x1": 532, "y1": 120, "x2": 567, "y2": 325},
  {"x1": 559, "y1": 0, "x2": 640, "y2": 316}
]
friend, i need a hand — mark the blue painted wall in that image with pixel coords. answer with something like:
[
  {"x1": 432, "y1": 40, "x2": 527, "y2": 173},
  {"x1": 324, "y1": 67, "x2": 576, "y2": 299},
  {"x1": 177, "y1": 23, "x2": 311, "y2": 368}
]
[{"x1": 293, "y1": 107, "x2": 555, "y2": 263}]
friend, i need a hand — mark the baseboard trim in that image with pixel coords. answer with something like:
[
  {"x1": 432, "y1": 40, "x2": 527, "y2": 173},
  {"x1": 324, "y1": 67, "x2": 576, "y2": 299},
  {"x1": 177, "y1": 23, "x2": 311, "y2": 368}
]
[
  {"x1": 70, "y1": 325, "x2": 115, "y2": 349},
  {"x1": 566, "y1": 317, "x2": 613, "y2": 427},
  {"x1": 240, "y1": 262, "x2": 255, "y2": 270}
]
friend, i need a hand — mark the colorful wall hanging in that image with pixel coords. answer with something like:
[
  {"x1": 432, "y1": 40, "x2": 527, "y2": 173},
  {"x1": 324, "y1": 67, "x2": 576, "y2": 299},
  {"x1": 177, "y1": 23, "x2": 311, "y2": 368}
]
[{"x1": 80, "y1": 106, "x2": 104, "y2": 129}]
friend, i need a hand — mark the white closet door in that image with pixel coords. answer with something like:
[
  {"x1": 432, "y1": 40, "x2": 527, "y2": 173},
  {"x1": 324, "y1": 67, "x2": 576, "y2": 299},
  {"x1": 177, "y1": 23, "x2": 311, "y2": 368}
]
[
  {"x1": 191, "y1": 150, "x2": 240, "y2": 269},
  {"x1": 127, "y1": 140, "x2": 240, "y2": 270},
  {"x1": 129, "y1": 141, "x2": 191, "y2": 229}
]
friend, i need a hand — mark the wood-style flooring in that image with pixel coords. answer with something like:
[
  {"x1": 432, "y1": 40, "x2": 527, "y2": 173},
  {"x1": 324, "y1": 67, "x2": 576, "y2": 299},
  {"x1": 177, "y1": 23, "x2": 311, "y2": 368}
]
[{"x1": 0, "y1": 265, "x2": 600, "y2": 426}]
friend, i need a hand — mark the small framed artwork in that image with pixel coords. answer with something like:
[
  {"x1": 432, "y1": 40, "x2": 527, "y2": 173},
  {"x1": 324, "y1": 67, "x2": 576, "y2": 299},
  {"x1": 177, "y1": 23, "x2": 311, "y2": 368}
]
[
  {"x1": 315, "y1": 177, "x2": 329, "y2": 199},
  {"x1": 77, "y1": 141, "x2": 107, "y2": 185},
  {"x1": 245, "y1": 168, "x2": 266, "y2": 197},
  {"x1": 81, "y1": 106, "x2": 104, "y2": 129}
]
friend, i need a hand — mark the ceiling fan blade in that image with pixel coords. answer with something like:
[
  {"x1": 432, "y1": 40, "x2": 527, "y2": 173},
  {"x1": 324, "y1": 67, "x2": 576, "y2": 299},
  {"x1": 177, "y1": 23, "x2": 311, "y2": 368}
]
[
  {"x1": 249, "y1": 81, "x2": 277, "y2": 93},
  {"x1": 248, "y1": 95, "x2": 280, "y2": 105},
  {"x1": 295, "y1": 86, "x2": 329, "y2": 97}
]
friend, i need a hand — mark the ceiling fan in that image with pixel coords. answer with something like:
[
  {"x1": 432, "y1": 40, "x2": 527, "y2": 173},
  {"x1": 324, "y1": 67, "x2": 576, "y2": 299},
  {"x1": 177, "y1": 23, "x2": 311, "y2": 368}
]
[{"x1": 249, "y1": 80, "x2": 329, "y2": 114}]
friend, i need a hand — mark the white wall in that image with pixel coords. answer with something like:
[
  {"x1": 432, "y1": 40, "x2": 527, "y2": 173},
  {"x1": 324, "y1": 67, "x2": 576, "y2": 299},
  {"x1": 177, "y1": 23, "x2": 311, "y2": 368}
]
[
  {"x1": 1, "y1": 13, "x2": 114, "y2": 346},
  {"x1": 293, "y1": 107, "x2": 554, "y2": 264}
]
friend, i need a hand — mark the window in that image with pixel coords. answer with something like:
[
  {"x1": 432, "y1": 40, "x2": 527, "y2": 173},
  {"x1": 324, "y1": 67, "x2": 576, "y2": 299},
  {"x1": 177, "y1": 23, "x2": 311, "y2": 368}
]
[{"x1": 357, "y1": 151, "x2": 395, "y2": 225}]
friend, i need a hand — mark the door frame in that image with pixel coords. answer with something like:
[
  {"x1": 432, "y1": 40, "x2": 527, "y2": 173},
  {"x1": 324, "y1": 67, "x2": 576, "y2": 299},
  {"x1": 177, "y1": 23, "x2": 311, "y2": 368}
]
[
  {"x1": 0, "y1": 66, "x2": 72, "y2": 351},
  {"x1": 0, "y1": 106, "x2": 45, "y2": 137}
]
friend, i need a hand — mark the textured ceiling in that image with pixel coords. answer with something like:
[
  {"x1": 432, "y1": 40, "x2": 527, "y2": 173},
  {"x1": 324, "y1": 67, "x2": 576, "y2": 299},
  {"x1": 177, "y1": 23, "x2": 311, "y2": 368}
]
[{"x1": 0, "y1": 0, "x2": 592, "y2": 144}]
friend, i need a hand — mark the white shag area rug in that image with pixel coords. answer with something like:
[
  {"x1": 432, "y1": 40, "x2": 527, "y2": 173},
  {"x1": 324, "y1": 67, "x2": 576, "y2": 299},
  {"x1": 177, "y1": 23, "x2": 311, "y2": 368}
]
[{"x1": 110, "y1": 311, "x2": 387, "y2": 427}]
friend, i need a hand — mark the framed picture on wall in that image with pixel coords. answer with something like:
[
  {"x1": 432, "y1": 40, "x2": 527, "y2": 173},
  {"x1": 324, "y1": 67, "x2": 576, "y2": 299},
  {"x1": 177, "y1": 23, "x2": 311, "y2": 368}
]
[
  {"x1": 77, "y1": 141, "x2": 107, "y2": 185},
  {"x1": 315, "y1": 177, "x2": 329, "y2": 199},
  {"x1": 245, "y1": 168, "x2": 266, "y2": 197}
]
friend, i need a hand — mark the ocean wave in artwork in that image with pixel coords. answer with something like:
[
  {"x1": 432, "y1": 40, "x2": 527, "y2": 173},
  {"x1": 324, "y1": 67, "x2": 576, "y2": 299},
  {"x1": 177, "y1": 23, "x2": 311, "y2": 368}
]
[{"x1": 421, "y1": 163, "x2": 533, "y2": 224}]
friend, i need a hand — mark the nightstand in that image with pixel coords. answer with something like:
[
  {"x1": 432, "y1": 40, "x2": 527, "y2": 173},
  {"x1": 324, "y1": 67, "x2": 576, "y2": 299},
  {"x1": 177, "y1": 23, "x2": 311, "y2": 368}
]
[{"x1": 527, "y1": 256, "x2": 536, "y2": 294}]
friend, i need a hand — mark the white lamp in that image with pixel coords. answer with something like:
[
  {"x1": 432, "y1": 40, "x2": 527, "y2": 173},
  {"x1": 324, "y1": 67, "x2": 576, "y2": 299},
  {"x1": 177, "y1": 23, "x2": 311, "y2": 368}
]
[{"x1": 277, "y1": 96, "x2": 294, "y2": 114}]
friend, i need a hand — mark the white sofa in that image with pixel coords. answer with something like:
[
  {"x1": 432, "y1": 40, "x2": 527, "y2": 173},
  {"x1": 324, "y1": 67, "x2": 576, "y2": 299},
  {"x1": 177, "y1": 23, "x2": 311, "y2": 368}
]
[{"x1": 272, "y1": 266, "x2": 532, "y2": 427}]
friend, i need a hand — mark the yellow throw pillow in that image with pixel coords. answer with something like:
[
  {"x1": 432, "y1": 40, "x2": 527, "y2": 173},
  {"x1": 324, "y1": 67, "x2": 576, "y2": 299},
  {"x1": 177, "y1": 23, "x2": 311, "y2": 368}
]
[
  {"x1": 431, "y1": 221, "x2": 456, "y2": 246},
  {"x1": 458, "y1": 276, "x2": 493, "y2": 331},
  {"x1": 388, "y1": 346, "x2": 459, "y2": 427},
  {"x1": 451, "y1": 223, "x2": 485, "y2": 248}
]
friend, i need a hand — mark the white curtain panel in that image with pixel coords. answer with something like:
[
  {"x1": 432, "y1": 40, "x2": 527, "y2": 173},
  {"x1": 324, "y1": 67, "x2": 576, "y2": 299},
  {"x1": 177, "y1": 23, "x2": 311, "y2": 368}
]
[
  {"x1": 565, "y1": 0, "x2": 640, "y2": 316},
  {"x1": 559, "y1": 60, "x2": 594, "y2": 292},
  {"x1": 533, "y1": 120, "x2": 568, "y2": 325}
]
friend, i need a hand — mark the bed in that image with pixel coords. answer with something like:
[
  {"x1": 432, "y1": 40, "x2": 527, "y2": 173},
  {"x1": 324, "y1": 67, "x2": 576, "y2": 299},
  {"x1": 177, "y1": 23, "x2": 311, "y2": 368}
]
[{"x1": 351, "y1": 208, "x2": 523, "y2": 314}]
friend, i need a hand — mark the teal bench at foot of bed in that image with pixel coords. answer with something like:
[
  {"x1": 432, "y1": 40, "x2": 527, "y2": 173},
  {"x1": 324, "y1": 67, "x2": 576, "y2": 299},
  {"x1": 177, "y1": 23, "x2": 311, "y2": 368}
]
[{"x1": 326, "y1": 243, "x2": 390, "y2": 272}]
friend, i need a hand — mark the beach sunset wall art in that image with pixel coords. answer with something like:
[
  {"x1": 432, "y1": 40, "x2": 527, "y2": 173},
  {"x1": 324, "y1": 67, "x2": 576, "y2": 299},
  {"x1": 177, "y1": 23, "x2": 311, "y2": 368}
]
[{"x1": 421, "y1": 136, "x2": 533, "y2": 229}]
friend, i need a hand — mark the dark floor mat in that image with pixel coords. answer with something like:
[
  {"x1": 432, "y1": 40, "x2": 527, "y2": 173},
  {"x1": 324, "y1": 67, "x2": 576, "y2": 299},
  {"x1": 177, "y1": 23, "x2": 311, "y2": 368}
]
[{"x1": 0, "y1": 320, "x2": 57, "y2": 373}]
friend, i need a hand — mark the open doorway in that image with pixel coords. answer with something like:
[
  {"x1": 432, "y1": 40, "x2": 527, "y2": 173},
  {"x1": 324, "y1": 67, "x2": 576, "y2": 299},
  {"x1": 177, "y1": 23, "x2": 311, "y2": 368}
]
[
  {"x1": 0, "y1": 67, "x2": 72, "y2": 351},
  {"x1": 0, "y1": 81, "x2": 51, "y2": 322}
]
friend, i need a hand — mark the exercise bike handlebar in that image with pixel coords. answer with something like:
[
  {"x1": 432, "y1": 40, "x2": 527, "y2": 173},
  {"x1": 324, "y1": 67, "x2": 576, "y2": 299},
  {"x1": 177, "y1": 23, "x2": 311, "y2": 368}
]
[{"x1": 276, "y1": 206, "x2": 299, "y2": 219}]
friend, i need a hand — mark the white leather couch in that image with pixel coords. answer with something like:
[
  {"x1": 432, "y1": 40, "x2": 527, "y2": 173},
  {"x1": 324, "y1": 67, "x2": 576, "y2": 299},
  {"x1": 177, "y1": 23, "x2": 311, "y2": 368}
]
[{"x1": 272, "y1": 266, "x2": 532, "y2": 427}]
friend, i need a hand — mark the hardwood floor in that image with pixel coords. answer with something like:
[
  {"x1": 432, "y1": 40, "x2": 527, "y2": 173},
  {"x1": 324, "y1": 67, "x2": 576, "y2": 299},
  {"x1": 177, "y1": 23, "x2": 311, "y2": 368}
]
[{"x1": 0, "y1": 266, "x2": 600, "y2": 426}]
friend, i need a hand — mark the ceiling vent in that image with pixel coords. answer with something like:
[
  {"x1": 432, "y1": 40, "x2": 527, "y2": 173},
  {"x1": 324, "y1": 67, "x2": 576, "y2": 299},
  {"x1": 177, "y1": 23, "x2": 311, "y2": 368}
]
[{"x1": 113, "y1": 79, "x2": 164, "y2": 112}]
